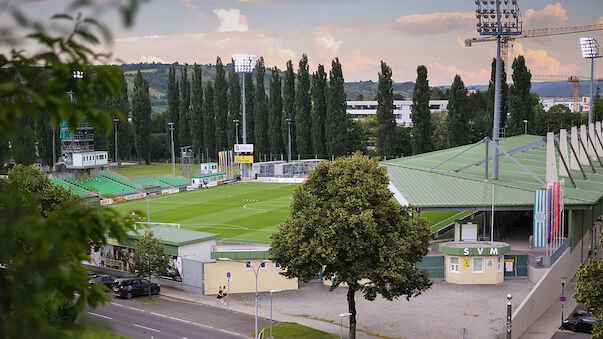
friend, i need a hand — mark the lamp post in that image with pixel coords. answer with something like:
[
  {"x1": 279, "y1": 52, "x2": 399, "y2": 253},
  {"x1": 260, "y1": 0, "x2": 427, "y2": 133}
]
[
  {"x1": 232, "y1": 54, "x2": 255, "y2": 144},
  {"x1": 523, "y1": 120, "x2": 528, "y2": 135},
  {"x1": 475, "y1": 0, "x2": 522, "y2": 180},
  {"x1": 269, "y1": 289, "x2": 281, "y2": 339},
  {"x1": 506, "y1": 294, "x2": 512, "y2": 339},
  {"x1": 287, "y1": 118, "x2": 292, "y2": 163},
  {"x1": 561, "y1": 280, "x2": 566, "y2": 329},
  {"x1": 339, "y1": 312, "x2": 352, "y2": 339},
  {"x1": 114, "y1": 118, "x2": 120, "y2": 167},
  {"x1": 233, "y1": 119, "x2": 240, "y2": 144},
  {"x1": 168, "y1": 122, "x2": 175, "y2": 177},
  {"x1": 580, "y1": 37, "x2": 601, "y2": 124}
]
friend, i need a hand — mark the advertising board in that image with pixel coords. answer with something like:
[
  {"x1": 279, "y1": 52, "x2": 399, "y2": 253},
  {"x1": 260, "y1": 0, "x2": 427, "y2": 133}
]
[{"x1": 234, "y1": 144, "x2": 254, "y2": 153}]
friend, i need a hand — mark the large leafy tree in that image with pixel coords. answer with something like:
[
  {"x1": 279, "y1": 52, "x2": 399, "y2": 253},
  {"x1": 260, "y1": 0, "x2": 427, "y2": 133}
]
[
  {"x1": 132, "y1": 70, "x2": 152, "y2": 164},
  {"x1": 179, "y1": 64, "x2": 191, "y2": 147},
  {"x1": 254, "y1": 57, "x2": 269, "y2": 157},
  {"x1": 509, "y1": 55, "x2": 535, "y2": 136},
  {"x1": 376, "y1": 61, "x2": 398, "y2": 158},
  {"x1": 133, "y1": 230, "x2": 168, "y2": 300},
  {"x1": 295, "y1": 54, "x2": 312, "y2": 157},
  {"x1": 447, "y1": 75, "x2": 469, "y2": 147},
  {"x1": 325, "y1": 58, "x2": 351, "y2": 157},
  {"x1": 227, "y1": 67, "x2": 241, "y2": 146},
  {"x1": 487, "y1": 58, "x2": 509, "y2": 131},
  {"x1": 268, "y1": 67, "x2": 283, "y2": 156},
  {"x1": 214, "y1": 57, "x2": 229, "y2": 152},
  {"x1": 311, "y1": 64, "x2": 327, "y2": 157},
  {"x1": 574, "y1": 229, "x2": 603, "y2": 338},
  {"x1": 244, "y1": 73, "x2": 255, "y2": 145},
  {"x1": 203, "y1": 81, "x2": 216, "y2": 160},
  {"x1": 411, "y1": 65, "x2": 433, "y2": 154},
  {"x1": 167, "y1": 65, "x2": 180, "y2": 149},
  {"x1": 191, "y1": 64, "x2": 204, "y2": 159},
  {"x1": 270, "y1": 153, "x2": 432, "y2": 339},
  {"x1": 282, "y1": 60, "x2": 296, "y2": 158}
]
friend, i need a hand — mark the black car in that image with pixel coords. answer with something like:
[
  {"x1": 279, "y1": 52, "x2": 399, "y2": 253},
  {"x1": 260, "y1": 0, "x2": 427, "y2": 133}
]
[
  {"x1": 563, "y1": 310, "x2": 596, "y2": 333},
  {"x1": 111, "y1": 278, "x2": 160, "y2": 299},
  {"x1": 89, "y1": 275, "x2": 116, "y2": 289}
]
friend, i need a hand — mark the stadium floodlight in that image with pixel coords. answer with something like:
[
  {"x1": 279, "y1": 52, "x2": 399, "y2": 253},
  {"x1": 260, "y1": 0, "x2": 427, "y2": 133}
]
[
  {"x1": 72, "y1": 70, "x2": 84, "y2": 79},
  {"x1": 232, "y1": 54, "x2": 255, "y2": 73},
  {"x1": 580, "y1": 37, "x2": 601, "y2": 124}
]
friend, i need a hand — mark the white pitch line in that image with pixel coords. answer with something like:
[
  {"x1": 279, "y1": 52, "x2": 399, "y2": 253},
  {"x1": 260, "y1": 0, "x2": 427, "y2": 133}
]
[
  {"x1": 192, "y1": 322, "x2": 214, "y2": 329},
  {"x1": 128, "y1": 306, "x2": 145, "y2": 312},
  {"x1": 169, "y1": 316, "x2": 191, "y2": 323},
  {"x1": 87, "y1": 312, "x2": 112, "y2": 320},
  {"x1": 150, "y1": 312, "x2": 169, "y2": 318},
  {"x1": 110, "y1": 302, "x2": 124, "y2": 307},
  {"x1": 134, "y1": 324, "x2": 160, "y2": 332},
  {"x1": 219, "y1": 328, "x2": 242, "y2": 336}
]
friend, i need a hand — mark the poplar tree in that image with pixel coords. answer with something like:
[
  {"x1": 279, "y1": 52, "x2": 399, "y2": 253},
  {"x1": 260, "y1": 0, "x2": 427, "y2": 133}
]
[
  {"x1": 244, "y1": 73, "x2": 255, "y2": 144},
  {"x1": 411, "y1": 65, "x2": 433, "y2": 154},
  {"x1": 311, "y1": 64, "x2": 327, "y2": 157},
  {"x1": 254, "y1": 57, "x2": 269, "y2": 157},
  {"x1": 447, "y1": 75, "x2": 470, "y2": 147},
  {"x1": 167, "y1": 65, "x2": 180, "y2": 149},
  {"x1": 191, "y1": 64, "x2": 204, "y2": 158},
  {"x1": 179, "y1": 64, "x2": 191, "y2": 147},
  {"x1": 268, "y1": 67, "x2": 283, "y2": 156},
  {"x1": 214, "y1": 57, "x2": 229, "y2": 152},
  {"x1": 108, "y1": 73, "x2": 131, "y2": 166},
  {"x1": 203, "y1": 81, "x2": 215, "y2": 160},
  {"x1": 325, "y1": 58, "x2": 350, "y2": 157},
  {"x1": 132, "y1": 71, "x2": 152, "y2": 164},
  {"x1": 282, "y1": 60, "x2": 296, "y2": 158},
  {"x1": 295, "y1": 54, "x2": 312, "y2": 157},
  {"x1": 227, "y1": 67, "x2": 241, "y2": 146},
  {"x1": 376, "y1": 61, "x2": 398, "y2": 158},
  {"x1": 509, "y1": 55, "x2": 534, "y2": 136},
  {"x1": 487, "y1": 58, "x2": 509, "y2": 133}
]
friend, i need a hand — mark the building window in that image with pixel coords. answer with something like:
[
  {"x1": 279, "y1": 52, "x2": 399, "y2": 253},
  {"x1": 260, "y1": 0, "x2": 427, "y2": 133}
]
[
  {"x1": 274, "y1": 262, "x2": 281, "y2": 270},
  {"x1": 244, "y1": 261, "x2": 252, "y2": 270},
  {"x1": 497, "y1": 256, "x2": 502, "y2": 272},
  {"x1": 473, "y1": 257, "x2": 484, "y2": 273},
  {"x1": 449, "y1": 256, "x2": 459, "y2": 273},
  {"x1": 259, "y1": 261, "x2": 267, "y2": 270}
]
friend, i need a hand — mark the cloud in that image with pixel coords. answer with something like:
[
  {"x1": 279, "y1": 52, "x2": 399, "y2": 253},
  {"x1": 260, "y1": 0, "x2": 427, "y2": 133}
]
[
  {"x1": 182, "y1": 0, "x2": 206, "y2": 19},
  {"x1": 312, "y1": 23, "x2": 360, "y2": 36},
  {"x1": 341, "y1": 50, "x2": 380, "y2": 73},
  {"x1": 315, "y1": 35, "x2": 342, "y2": 57},
  {"x1": 140, "y1": 55, "x2": 165, "y2": 63},
  {"x1": 523, "y1": 3, "x2": 567, "y2": 29},
  {"x1": 429, "y1": 62, "x2": 490, "y2": 85},
  {"x1": 598, "y1": 16, "x2": 603, "y2": 25},
  {"x1": 381, "y1": 12, "x2": 474, "y2": 36},
  {"x1": 213, "y1": 8, "x2": 249, "y2": 32},
  {"x1": 514, "y1": 43, "x2": 579, "y2": 75}
]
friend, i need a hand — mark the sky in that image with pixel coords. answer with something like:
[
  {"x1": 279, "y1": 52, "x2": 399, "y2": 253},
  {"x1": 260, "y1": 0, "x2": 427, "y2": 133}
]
[{"x1": 11, "y1": 0, "x2": 603, "y2": 85}]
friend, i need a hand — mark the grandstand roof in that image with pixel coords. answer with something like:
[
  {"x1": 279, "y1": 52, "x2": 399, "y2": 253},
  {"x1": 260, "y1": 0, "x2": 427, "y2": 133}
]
[
  {"x1": 384, "y1": 134, "x2": 603, "y2": 211},
  {"x1": 127, "y1": 226, "x2": 219, "y2": 246}
]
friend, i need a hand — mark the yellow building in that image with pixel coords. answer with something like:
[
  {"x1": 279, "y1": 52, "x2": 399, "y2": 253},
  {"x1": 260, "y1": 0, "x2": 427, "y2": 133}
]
[
  {"x1": 205, "y1": 244, "x2": 298, "y2": 295},
  {"x1": 439, "y1": 241, "x2": 511, "y2": 284}
]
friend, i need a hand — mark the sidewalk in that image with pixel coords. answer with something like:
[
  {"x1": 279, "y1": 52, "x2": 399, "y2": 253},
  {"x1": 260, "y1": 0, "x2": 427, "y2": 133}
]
[{"x1": 159, "y1": 286, "x2": 380, "y2": 338}]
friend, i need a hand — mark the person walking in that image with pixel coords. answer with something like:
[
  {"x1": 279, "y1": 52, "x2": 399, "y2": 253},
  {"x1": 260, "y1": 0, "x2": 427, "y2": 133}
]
[
  {"x1": 222, "y1": 285, "x2": 228, "y2": 306},
  {"x1": 217, "y1": 286, "x2": 223, "y2": 305}
]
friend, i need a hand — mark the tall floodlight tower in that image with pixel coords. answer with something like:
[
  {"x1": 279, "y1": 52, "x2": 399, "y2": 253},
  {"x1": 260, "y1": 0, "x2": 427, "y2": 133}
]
[
  {"x1": 580, "y1": 37, "x2": 601, "y2": 124},
  {"x1": 475, "y1": 0, "x2": 522, "y2": 180},
  {"x1": 232, "y1": 54, "x2": 255, "y2": 144}
]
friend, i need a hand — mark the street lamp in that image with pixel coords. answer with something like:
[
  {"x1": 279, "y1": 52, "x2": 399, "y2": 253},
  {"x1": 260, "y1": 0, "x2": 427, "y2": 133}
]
[
  {"x1": 506, "y1": 294, "x2": 513, "y2": 339},
  {"x1": 339, "y1": 312, "x2": 352, "y2": 339},
  {"x1": 286, "y1": 119, "x2": 292, "y2": 163},
  {"x1": 114, "y1": 118, "x2": 120, "y2": 167},
  {"x1": 475, "y1": 0, "x2": 522, "y2": 180},
  {"x1": 233, "y1": 119, "x2": 240, "y2": 144},
  {"x1": 580, "y1": 37, "x2": 601, "y2": 124},
  {"x1": 168, "y1": 122, "x2": 175, "y2": 177},
  {"x1": 523, "y1": 120, "x2": 528, "y2": 135},
  {"x1": 269, "y1": 289, "x2": 282, "y2": 339},
  {"x1": 232, "y1": 54, "x2": 255, "y2": 144},
  {"x1": 561, "y1": 280, "x2": 566, "y2": 329}
]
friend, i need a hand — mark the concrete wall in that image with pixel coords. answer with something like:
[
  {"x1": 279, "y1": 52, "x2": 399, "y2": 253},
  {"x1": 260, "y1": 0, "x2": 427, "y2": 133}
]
[
  {"x1": 178, "y1": 240, "x2": 216, "y2": 262},
  {"x1": 203, "y1": 259, "x2": 298, "y2": 295},
  {"x1": 444, "y1": 255, "x2": 504, "y2": 284},
  {"x1": 511, "y1": 239, "x2": 584, "y2": 339}
]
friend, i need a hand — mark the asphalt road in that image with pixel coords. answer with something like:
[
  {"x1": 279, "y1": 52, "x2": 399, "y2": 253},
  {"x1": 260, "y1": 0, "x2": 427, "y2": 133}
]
[{"x1": 79, "y1": 294, "x2": 276, "y2": 339}]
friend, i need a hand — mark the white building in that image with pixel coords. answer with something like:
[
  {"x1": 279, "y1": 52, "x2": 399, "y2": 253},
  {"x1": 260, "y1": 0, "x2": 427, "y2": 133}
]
[
  {"x1": 346, "y1": 100, "x2": 448, "y2": 126},
  {"x1": 539, "y1": 97, "x2": 591, "y2": 113}
]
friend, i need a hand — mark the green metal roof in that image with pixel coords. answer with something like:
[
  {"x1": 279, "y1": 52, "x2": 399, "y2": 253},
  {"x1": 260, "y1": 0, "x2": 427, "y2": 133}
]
[
  {"x1": 384, "y1": 135, "x2": 603, "y2": 210},
  {"x1": 126, "y1": 226, "x2": 219, "y2": 246}
]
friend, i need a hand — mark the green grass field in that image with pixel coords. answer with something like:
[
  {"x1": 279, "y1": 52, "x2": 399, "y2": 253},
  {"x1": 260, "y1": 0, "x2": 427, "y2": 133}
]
[
  {"x1": 260, "y1": 322, "x2": 336, "y2": 338},
  {"x1": 111, "y1": 182, "x2": 467, "y2": 242},
  {"x1": 113, "y1": 163, "x2": 181, "y2": 178}
]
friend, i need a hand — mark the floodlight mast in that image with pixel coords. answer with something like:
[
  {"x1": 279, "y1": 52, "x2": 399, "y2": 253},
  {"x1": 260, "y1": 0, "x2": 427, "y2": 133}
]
[
  {"x1": 475, "y1": 0, "x2": 522, "y2": 180},
  {"x1": 232, "y1": 54, "x2": 255, "y2": 145},
  {"x1": 580, "y1": 37, "x2": 601, "y2": 124}
]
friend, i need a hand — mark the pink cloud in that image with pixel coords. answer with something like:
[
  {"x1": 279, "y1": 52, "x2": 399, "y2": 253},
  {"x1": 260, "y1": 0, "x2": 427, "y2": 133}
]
[
  {"x1": 429, "y1": 62, "x2": 490, "y2": 85},
  {"x1": 513, "y1": 43, "x2": 579, "y2": 75},
  {"x1": 341, "y1": 50, "x2": 380, "y2": 73},
  {"x1": 523, "y1": 3, "x2": 567, "y2": 29},
  {"x1": 381, "y1": 12, "x2": 474, "y2": 36}
]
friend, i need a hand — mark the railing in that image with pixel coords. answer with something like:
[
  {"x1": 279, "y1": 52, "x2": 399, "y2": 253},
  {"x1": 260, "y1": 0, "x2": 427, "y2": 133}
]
[{"x1": 550, "y1": 237, "x2": 570, "y2": 266}]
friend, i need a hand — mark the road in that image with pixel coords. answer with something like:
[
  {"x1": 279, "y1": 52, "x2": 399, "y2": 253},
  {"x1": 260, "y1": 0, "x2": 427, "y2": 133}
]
[{"x1": 79, "y1": 295, "x2": 275, "y2": 339}]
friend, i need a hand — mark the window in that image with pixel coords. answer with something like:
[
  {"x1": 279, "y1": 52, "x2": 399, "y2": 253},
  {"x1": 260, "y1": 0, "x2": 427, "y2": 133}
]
[
  {"x1": 259, "y1": 261, "x2": 267, "y2": 270},
  {"x1": 449, "y1": 256, "x2": 459, "y2": 273},
  {"x1": 472, "y1": 257, "x2": 484, "y2": 273},
  {"x1": 274, "y1": 262, "x2": 281, "y2": 270},
  {"x1": 497, "y1": 256, "x2": 502, "y2": 272},
  {"x1": 244, "y1": 261, "x2": 252, "y2": 270}
]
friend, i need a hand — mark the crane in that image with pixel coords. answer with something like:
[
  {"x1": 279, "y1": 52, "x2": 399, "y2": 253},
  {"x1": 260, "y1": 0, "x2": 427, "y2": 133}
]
[
  {"x1": 465, "y1": 23, "x2": 603, "y2": 75},
  {"x1": 532, "y1": 75, "x2": 603, "y2": 112}
]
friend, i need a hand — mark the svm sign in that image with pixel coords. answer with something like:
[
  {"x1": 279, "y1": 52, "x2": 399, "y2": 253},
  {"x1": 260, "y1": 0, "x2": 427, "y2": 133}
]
[
  {"x1": 438, "y1": 242, "x2": 511, "y2": 256},
  {"x1": 463, "y1": 247, "x2": 500, "y2": 256}
]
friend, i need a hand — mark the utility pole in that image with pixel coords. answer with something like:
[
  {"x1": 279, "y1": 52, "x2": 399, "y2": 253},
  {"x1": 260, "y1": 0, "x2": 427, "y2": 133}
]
[
  {"x1": 114, "y1": 118, "x2": 120, "y2": 168},
  {"x1": 168, "y1": 122, "x2": 175, "y2": 177},
  {"x1": 287, "y1": 119, "x2": 292, "y2": 163}
]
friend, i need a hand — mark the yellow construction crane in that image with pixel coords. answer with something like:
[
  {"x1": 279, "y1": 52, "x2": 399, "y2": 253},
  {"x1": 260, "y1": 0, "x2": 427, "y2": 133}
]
[
  {"x1": 532, "y1": 75, "x2": 603, "y2": 112},
  {"x1": 465, "y1": 23, "x2": 603, "y2": 74}
]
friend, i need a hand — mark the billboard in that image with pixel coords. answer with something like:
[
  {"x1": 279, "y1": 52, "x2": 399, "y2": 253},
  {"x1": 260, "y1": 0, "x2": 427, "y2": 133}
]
[
  {"x1": 234, "y1": 144, "x2": 254, "y2": 153},
  {"x1": 235, "y1": 155, "x2": 254, "y2": 163}
]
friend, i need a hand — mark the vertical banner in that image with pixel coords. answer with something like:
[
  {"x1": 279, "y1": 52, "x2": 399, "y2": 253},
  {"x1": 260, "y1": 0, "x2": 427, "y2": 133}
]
[
  {"x1": 533, "y1": 188, "x2": 548, "y2": 248},
  {"x1": 533, "y1": 180, "x2": 564, "y2": 248}
]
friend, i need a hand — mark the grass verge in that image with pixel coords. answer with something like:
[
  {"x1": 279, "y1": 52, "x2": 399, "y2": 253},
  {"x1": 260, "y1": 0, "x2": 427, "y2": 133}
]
[
  {"x1": 63, "y1": 324, "x2": 127, "y2": 339},
  {"x1": 259, "y1": 322, "x2": 336, "y2": 338}
]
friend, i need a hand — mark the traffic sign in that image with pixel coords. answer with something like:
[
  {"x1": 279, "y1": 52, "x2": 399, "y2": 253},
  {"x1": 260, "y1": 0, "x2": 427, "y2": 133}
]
[
  {"x1": 227, "y1": 272, "x2": 231, "y2": 278},
  {"x1": 227, "y1": 278, "x2": 230, "y2": 283},
  {"x1": 560, "y1": 296, "x2": 566, "y2": 302}
]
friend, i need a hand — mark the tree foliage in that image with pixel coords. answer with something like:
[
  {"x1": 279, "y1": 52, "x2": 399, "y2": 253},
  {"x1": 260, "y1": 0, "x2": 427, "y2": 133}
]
[
  {"x1": 254, "y1": 57, "x2": 269, "y2": 157},
  {"x1": 270, "y1": 153, "x2": 431, "y2": 339},
  {"x1": 311, "y1": 64, "x2": 328, "y2": 157},
  {"x1": 282, "y1": 60, "x2": 296, "y2": 157},
  {"x1": 376, "y1": 61, "x2": 398, "y2": 158},
  {"x1": 509, "y1": 55, "x2": 535, "y2": 136},
  {"x1": 268, "y1": 67, "x2": 283, "y2": 155},
  {"x1": 574, "y1": 229, "x2": 603, "y2": 338},
  {"x1": 132, "y1": 71, "x2": 152, "y2": 164},
  {"x1": 244, "y1": 73, "x2": 255, "y2": 145},
  {"x1": 411, "y1": 65, "x2": 433, "y2": 154},
  {"x1": 447, "y1": 75, "x2": 469, "y2": 147},
  {"x1": 227, "y1": 67, "x2": 241, "y2": 146},
  {"x1": 179, "y1": 64, "x2": 191, "y2": 147},
  {"x1": 203, "y1": 81, "x2": 216, "y2": 160},
  {"x1": 487, "y1": 58, "x2": 509, "y2": 130},
  {"x1": 214, "y1": 57, "x2": 229, "y2": 152},
  {"x1": 325, "y1": 58, "x2": 352, "y2": 157},
  {"x1": 167, "y1": 65, "x2": 180, "y2": 149},
  {"x1": 191, "y1": 64, "x2": 204, "y2": 158},
  {"x1": 133, "y1": 230, "x2": 168, "y2": 299},
  {"x1": 295, "y1": 54, "x2": 312, "y2": 157}
]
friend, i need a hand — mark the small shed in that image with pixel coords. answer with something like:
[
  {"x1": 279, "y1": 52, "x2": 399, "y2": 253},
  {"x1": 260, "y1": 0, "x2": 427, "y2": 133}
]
[{"x1": 438, "y1": 241, "x2": 511, "y2": 284}]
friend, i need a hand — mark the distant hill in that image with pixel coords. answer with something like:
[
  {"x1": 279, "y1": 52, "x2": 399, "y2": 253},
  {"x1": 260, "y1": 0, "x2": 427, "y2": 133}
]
[{"x1": 461, "y1": 81, "x2": 596, "y2": 98}]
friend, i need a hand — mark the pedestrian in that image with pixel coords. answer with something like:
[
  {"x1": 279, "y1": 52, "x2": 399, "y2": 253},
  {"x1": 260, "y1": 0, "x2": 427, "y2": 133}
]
[
  {"x1": 217, "y1": 286, "x2": 223, "y2": 305},
  {"x1": 222, "y1": 285, "x2": 228, "y2": 305}
]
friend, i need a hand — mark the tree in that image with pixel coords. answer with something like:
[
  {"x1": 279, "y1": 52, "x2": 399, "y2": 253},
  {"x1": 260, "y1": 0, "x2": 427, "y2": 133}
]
[
  {"x1": 447, "y1": 75, "x2": 470, "y2": 147},
  {"x1": 244, "y1": 73, "x2": 255, "y2": 145},
  {"x1": 487, "y1": 58, "x2": 509, "y2": 131},
  {"x1": 107, "y1": 73, "x2": 131, "y2": 166},
  {"x1": 295, "y1": 54, "x2": 312, "y2": 157},
  {"x1": 214, "y1": 57, "x2": 229, "y2": 152},
  {"x1": 179, "y1": 64, "x2": 191, "y2": 147},
  {"x1": 191, "y1": 64, "x2": 204, "y2": 159},
  {"x1": 268, "y1": 67, "x2": 283, "y2": 156},
  {"x1": 311, "y1": 64, "x2": 327, "y2": 157},
  {"x1": 270, "y1": 153, "x2": 432, "y2": 339},
  {"x1": 167, "y1": 65, "x2": 180, "y2": 149},
  {"x1": 11, "y1": 115, "x2": 37, "y2": 165},
  {"x1": 509, "y1": 55, "x2": 535, "y2": 136},
  {"x1": 132, "y1": 71, "x2": 152, "y2": 164},
  {"x1": 376, "y1": 61, "x2": 398, "y2": 158},
  {"x1": 467, "y1": 90, "x2": 490, "y2": 142},
  {"x1": 354, "y1": 93, "x2": 364, "y2": 101},
  {"x1": 203, "y1": 81, "x2": 216, "y2": 160},
  {"x1": 325, "y1": 58, "x2": 352, "y2": 157},
  {"x1": 227, "y1": 67, "x2": 241, "y2": 146},
  {"x1": 574, "y1": 229, "x2": 603, "y2": 338},
  {"x1": 411, "y1": 65, "x2": 433, "y2": 154},
  {"x1": 133, "y1": 230, "x2": 168, "y2": 299},
  {"x1": 254, "y1": 57, "x2": 269, "y2": 158},
  {"x1": 282, "y1": 60, "x2": 296, "y2": 157},
  {"x1": 430, "y1": 87, "x2": 447, "y2": 100}
]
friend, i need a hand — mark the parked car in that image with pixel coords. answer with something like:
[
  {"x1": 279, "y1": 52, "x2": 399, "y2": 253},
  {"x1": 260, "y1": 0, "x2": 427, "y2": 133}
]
[
  {"x1": 111, "y1": 278, "x2": 160, "y2": 299},
  {"x1": 563, "y1": 310, "x2": 596, "y2": 333},
  {"x1": 89, "y1": 275, "x2": 116, "y2": 289}
]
